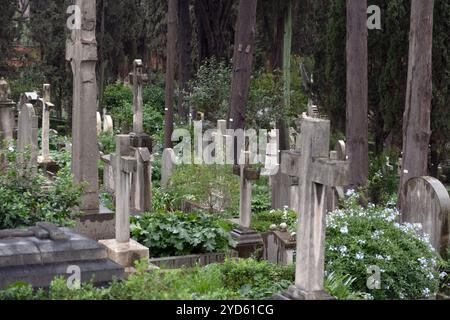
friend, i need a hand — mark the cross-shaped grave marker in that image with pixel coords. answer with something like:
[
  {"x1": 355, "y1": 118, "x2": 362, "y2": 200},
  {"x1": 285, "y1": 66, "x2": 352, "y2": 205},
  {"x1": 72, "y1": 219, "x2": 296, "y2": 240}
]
[
  {"x1": 230, "y1": 150, "x2": 263, "y2": 258},
  {"x1": 38, "y1": 84, "x2": 55, "y2": 165},
  {"x1": 99, "y1": 135, "x2": 149, "y2": 269},
  {"x1": 129, "y1": 59, "x2": 148, "y2": 134},
  {"x1": 275, "y1": 115, "x2": 349, "y2": 300}
]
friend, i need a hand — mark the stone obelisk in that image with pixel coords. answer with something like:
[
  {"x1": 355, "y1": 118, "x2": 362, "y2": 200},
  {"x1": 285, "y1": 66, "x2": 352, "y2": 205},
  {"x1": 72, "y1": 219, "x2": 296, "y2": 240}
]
[{"x1": 66, "y1": 0, "x2": 99, "y2": 213}]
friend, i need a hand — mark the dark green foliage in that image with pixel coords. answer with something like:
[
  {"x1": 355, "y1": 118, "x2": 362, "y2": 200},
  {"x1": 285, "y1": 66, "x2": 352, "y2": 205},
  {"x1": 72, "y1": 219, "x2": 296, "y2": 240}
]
[
  {"x1": 0, "y1": 149, "x2": 83, "y2": 229},
  {"x1": 251, "y1": 208, "x2": 297, "y2": 233},
  {"x1": 130, "y1": 211, "x2": 236, "y2": 257}
]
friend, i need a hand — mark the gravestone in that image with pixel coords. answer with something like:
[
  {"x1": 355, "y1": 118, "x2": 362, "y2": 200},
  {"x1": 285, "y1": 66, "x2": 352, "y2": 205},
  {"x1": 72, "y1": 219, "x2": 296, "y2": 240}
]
[
  {"x1": 17, "y1": 94, "x2": 39, "y2": 173},
  {"x1": 0, "y1": 222, "x2": 124, "y2": 289},
  {"x1": 103, "y1": 115, "x2": 114, "y2": 134},
  {"x1": 97, "y1": 112, "x2": 102, "y2": 135},
  {"x1": 274, "y1": 115, "x2": 349, "y2": 300},
  {"x1": 230, "y1": 151, "x2": 264, "y2": 258},
  {"x1": 402, "y1": 176, "x2": 450, "y2": 255},
  {"x1": 270, "y1": 127, "x2": 292, "y2": 210},
  {"x1": 66, "y1": 0, "x2": 100, "y2": 214},
  {"x1": 128, "y1": 59, "x2": 152, "y2": 213},
  {"x1": 264, "y1": 228, "x2": 296, "y2": 266},
  {"x1": 161, "y1": 148, "x2": 176, "y2": 189},
  {"x1": 100, "y1": 135, "x2": 149, "y2": 270},
  {"x1": 38, "y1": 84, "x2": 57, "y2": 173},
  {"x1": 0, "y1": 78, "x2": 15, "y2": 144}
]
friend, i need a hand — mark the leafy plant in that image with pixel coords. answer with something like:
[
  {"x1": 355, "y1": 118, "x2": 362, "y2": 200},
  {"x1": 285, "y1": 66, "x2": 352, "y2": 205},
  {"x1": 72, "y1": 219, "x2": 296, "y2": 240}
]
[
  {"x1": 325, "y1": 192, "x2": 441, "y2": 300},
  {"x1": 0, "y1": 148, "x2": 83, "y2": 229},
  {"x1": 130, "y1": 210, "x2": 236, "y2": 257},
  {"x1": 251, "y1": 208, "x2": 297, "y2": 233}
]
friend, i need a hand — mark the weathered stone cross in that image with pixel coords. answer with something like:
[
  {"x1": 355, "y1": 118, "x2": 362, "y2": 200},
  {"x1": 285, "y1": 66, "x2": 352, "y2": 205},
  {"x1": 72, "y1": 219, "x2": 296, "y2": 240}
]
[
  {"x1": 129, "y1": 59, "x2": 148, "y2": 134},
  {"x1": 277, "y1": 115, "x2": 349, "y2": 300},
  {"x1": 39, "y1": 84, "x2": 55, "y2": 163},
  {"x1": 66, "y1": 0, "x2": 99, "y2": 213}
]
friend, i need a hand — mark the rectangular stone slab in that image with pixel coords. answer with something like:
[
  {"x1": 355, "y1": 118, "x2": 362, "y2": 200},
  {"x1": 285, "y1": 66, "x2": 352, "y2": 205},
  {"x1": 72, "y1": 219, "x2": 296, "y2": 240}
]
[
  {"x1": 0, "y1": 228, "x2": 106, "y2": 268},
  {"x1": 0, "y1": 259, "x2": 124, "y2": 289}
]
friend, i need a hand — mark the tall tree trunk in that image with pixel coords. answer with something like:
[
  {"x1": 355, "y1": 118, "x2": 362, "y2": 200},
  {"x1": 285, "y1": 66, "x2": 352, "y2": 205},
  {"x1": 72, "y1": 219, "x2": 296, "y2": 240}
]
[
  {"x1": 346, "y1": 0, "x2": 368, "y2": 186},
  {"x1": 164, "y1": 0, "x2": 178, "y2": 148},
  {"x1": 178, "y1": 0, "x2": 192, "y2": 122},
  {"x1": 228, "y1": 0, "x2": 258, "y2": 164},
  {"x1": 399, "y1": 0, "x2": 435, "y2": 209}
]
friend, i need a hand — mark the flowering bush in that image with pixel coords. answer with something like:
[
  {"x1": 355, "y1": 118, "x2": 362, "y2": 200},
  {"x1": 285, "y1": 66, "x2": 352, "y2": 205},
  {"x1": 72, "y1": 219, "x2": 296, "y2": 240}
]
[{"x1": 325, "y1": 192, "x2": 441, "y2": 300}]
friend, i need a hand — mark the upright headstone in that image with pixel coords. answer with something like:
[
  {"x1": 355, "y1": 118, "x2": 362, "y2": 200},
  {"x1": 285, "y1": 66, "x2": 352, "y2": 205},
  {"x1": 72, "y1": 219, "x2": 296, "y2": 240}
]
[
  {"x1": 96, "y1": 112, "x2": 102, "y2": 135},
  {"x1": 275, "y1": 115, "x2": 350, "y2": 300},
  {"x1": 402, "y1": 176, "x2": 450, "y2": 255},
  {"x1": 161, "y1": 148, "x2": 176, "y2": 189},
  {"x1": 17, "y1": 95, "x2": 39, "y2": 172},
  {"x1": 103, "y1": 115, "x2": 114, "y2": 134},
  {"x1": 99, "y1": 135, "x2": 149, "y2": 269},
  {"x1": 0, "y1": 78, "x2": 15, "y2": 144},
  {"x1": 270, "y1": 127, "x2": 291, "y2": 210},
  {"x1": 66, "y1": 0, "x2": 100, "y2": 213}
]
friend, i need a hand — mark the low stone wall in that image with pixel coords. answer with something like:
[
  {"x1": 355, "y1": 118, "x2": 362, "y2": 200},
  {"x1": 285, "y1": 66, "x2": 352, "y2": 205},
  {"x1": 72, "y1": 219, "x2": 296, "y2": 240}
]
[{"x1": 149, "y1": 251, "x2": 238, "y2": 269}]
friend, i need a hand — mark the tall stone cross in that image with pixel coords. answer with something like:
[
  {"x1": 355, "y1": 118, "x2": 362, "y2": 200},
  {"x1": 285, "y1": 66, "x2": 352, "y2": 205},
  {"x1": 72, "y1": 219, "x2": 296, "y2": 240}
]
[
  {"x1": 277, "y1": 115, "x2": 349, "y2": 300},
  {"x1": 39, "y1": 84, "x2": 55, "y2": 163},
  {"x1": 66, "y1": 0, "x2": 100, "y2": 213},
  {"x1": 129, "y1": 59, "x2": 148, "y2": 134}
]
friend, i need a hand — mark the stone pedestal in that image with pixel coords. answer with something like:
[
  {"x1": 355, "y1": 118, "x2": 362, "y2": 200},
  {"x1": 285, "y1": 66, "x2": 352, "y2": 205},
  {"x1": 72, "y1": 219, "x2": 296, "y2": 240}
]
[
  {"x1": 75, "y1": 210, "x2": 115, "y2": 241},
  {"x1": 264, "y1": 230, "x2": 296, "y2": 265},
  {"x1": 99, "y1": 239, "x2": 149, "y2": 269},
  {"x1": 230, "y1": 227, "x2": 263, "y2": 258},
  {"x1": 273, "y1": 286, "x2": 335, "y2": 300},
  {"x1": 38, "y1": 157, "x2": 59, "y2": 174}
]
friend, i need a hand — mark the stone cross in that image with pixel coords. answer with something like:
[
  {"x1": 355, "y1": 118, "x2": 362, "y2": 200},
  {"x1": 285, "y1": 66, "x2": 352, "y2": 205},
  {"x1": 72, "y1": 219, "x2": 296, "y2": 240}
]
[
  {"x1": 129, "y1": 59, "x2": 148, "y2": 134},
  {"x1": 402, "y1": 176, "x2": 450, "y2": 255},
  {"x1": 0, "y1": 78, "x2": 15, "y2": 144},
  {"x1": 114, "y1": 135, "x2": 136, "y2": 243},
  {"x1": 278, "y1": 115, "x2": 349, "y2": 300},
  {"x1": 131, "y1": 143, "x2": 152, "y2": 213},
  {"x1": 66, "y1": 0, "x2": 100, "y2": 213},
  {"x1": 39, "y1": 84, "x2": 55, "y2": 162},
  {"x1": 234, "y1": 151, "x2": 260, "y2": 229},
  {"x1": 17, "y1": 94, "x2": 38, "y2": 172}
]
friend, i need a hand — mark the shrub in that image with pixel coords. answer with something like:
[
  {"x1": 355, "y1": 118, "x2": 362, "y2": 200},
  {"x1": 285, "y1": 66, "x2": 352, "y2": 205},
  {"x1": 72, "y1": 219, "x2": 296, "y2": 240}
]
[
  {"x1": 98, "y1": 131, "x2": 116, "y2": 155},
  {"x1": 325, "y1": 192, "x2": 441, "y2": 300},
  {"x1": 130, "y1": 210, "x2": 236, "y2": 257},
  {"x1": 168, "y1": 164, "x2": 239, "y2": 212},
  {"x1": 0, "y1": 148, "x2": 83, "y2": 229}
]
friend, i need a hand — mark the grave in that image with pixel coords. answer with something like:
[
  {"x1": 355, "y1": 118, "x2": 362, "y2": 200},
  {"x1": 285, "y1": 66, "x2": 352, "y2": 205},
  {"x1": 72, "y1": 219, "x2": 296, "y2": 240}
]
[
  {"x1": 0, "y1": 222, "x2": 124, "y2": 289},
  {"x1": 99, "y1": 135, "x2": 149, "y2": 271},
  {"x1": 264, "y1": 226, "x2": 296, "y2": 266},
  {"x1": 17, "y1": 94, "x2": 39, "y2": 173},
  {"x1": 230, "y1": 151, "x2": 264, "y2": 258},
  {"x1": 402, "y1": 176, "x2": 450, "y2": 255},
  {"x1": 274, "y1": 115, "x2": 349, "y2": 300},
  {"x1": 0, "y1": 78, "x2": 15, "y2": 144},
  {"x1": 37, "y1": 84, "x2": 58, "y2": 173},
  {"x1": 161, "y1": 148, "x2": 176, "y2": 189},
  {"x1": 66, "y1": 0, "x2": 100, "y2": 214}
]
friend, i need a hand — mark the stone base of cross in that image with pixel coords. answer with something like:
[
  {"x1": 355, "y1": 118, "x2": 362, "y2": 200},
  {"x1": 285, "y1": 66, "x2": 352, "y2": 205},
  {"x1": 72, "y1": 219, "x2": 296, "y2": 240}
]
[
  {"x1": 273, "y1": 115, "x2": 350, "y2": 300},
  {"x1": 99, "y1": 135, "x2": 149, "y2": 270}
]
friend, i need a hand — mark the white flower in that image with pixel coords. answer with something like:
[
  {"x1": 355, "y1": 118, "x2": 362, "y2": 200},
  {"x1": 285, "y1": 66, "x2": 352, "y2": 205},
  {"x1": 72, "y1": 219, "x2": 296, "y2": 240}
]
[
  {"x1": 356, "y1": 252, "x2": 364, "y2": 260},
  {"x1": 440, "y1": 272, "x2": 448, "y2": 279},
  {"x1": 427, "y1": 273, "x2": 435, "y2": 280},
  {"x1": 340, "y1": 225, "x2": 349, "y2": 234},
  {"x1": 8, "y1": 146, "x2": 14, "y2": 152},
  {"x1": 376, "y1": 254, "x2": 384, "y2": 260},
  {"x1": 339, "y1": 246, "x2": 348, "y2": 254},
  {"x1": 357, "y1": 239, "x2": 366, "y2": 245},
  {"x1": 346, "y1": 189, "x2": 355, "y2": 197},
  {"x1": 385, "y1": 255, "x2": 392, "y2": 261},
  {"x1": 422, "y1": 288, "x2": 430, "y2": 298}
]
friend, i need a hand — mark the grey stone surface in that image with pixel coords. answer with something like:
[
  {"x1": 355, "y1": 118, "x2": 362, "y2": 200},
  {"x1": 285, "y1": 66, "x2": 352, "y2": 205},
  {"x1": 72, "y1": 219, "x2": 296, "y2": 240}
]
[
  {"x1": 130, "y1": 59, "x2": 148, "y2": 134},
  {"x1": 161, "y1": 148, "x2": 176, "y2": 189},
  {"x1": 66, "y1": 0, "x2": 100, "y2": 213},
  {"x1": 279, "y1": 115, "x2": 349, "y2": 299},
  {"x1": 17, "y1": 94, "x2": 38, "y2": 172},
  {"x1": 0, "y1": 77, "x2": 15, "y2": 144},
  {"x1": 402, "y1": 176, "x2": 450, "y2": 255},
  {"x1": 0, "y1": 224, "x2": 124, "y2": 289}
]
